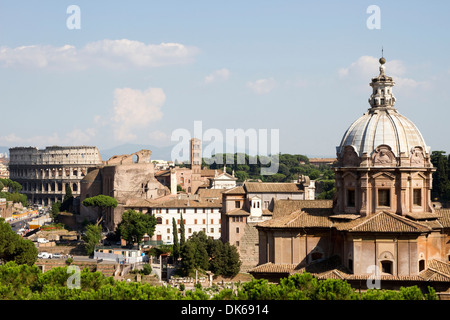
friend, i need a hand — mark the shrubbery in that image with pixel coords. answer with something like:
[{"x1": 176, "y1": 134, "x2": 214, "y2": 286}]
[{"x1": 0, "y1": 262, "x2": 438, "y2": 300}]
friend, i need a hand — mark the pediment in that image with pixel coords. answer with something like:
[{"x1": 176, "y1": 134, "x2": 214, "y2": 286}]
[
  {"x1": 342, "y1": 171, "x2": 358, "y2": 180},
  {"x1": 371, "y1": 171, "x2": 396, "y2": 180},
  {"x1": 411, "y1": 172, "x2": 427, "y2": 180}
]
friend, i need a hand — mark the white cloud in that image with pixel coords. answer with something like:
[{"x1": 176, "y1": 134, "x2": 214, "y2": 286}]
[
  {"x1": 0, "y1": 128, "x2": 95, "y2": 147},
  {"x1": 246, "y1": 78, "x2": 276, "y2": 95},
  {"x1": 0, "y1": 40, "x2": 199, "y2": 70},
  {"x1": 204, "y1": 68, "x2": 230, "y2": 84},
  {"x1": 339, "y1": 56, "x2": 428, "y2": 89},
  {"x1": 148, "y1": 130, "x2": 170, "y2": 146},
  {"x1": 112, "y1": 87, "x2": 165, "y2": 142}
]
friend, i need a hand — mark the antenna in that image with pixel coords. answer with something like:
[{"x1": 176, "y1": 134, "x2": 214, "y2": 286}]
[{"x1": 381, "y1": 46, "x2": 384, "y2": 58}]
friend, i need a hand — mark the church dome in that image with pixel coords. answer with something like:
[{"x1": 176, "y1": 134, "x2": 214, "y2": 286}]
[{"x1": 336, "y1": 57, "x2": 430, "y2": 159}]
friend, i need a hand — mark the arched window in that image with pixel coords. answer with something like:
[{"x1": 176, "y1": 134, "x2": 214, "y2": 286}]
[
  {"x1": 156, "y1": 217, "x2": 162, "y2": 224},
  {"x1": 419, "y1": 259, "x2": 425, "y2": 272},
  {"x1": 380, "y1": 260, "x2": 393, "y2": 275},
  {"x1": 348, "y1": 259, "x2": 353, "y2": 272}
]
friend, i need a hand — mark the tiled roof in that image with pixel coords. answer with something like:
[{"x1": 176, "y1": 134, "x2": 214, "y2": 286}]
[
  {"x1": 201, "y1": 169, "x2": 222, "y2": 177},
  {"x1": 258, "y1": 209, "x2": 333, "y2": 229},
  {"x1": 271, "y1": 199, "x2": 333, "y2": 218},
  {"x1": 249, "y1": 263, "x2": 297, "y2": 274},
  {"x1": 329, "y1": 214, "x2": 361, "y2": 220},
  {"x1": 225, "y1": 208, "x2": 250, "y2": 216},
  {"x1": 223, "y1": 186, "x2": 246, "y2": 194},
  {"x1": 125, "y1": 198, "x2": 222, "y2": 208},
  {"x1": 244, "y1": 182, "x2": 304, "y2": 193},
  {"x1": 427, "y1": 259, "x2": 450, "y2": 276},
  {"x1": 196, "y1": 188, "x2": 226, "y2": 199},
  {"x1": 155, "y1": 170, "x2": 170, "y2": 177},
  {"x1": 406, "y1": 212, "x2": 441, "y2": 220},
  {"x1": 335, "y1": 211, "x2": 431, "y2": 233},
  {"x1": 437, "y1": 209, "x2": 450, "y2": 228}
]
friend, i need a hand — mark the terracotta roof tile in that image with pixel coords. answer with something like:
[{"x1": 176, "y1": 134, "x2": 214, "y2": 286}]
[
  {"x1": 426, "y1": 259, "x2": 450, "y2": 276},
  {"x1": 223, "y1": 186, "x2": 246, "y2": 194},
  {"x1": 249, "y1": 263, "x2": 297, "y2": 274},
  {"x1": 335, "y1": 211, "x2": 431, "y2": 233},
  {"x1": 125, "y1": 198, "x2": 222, "y2": 208},
  {"x1": 271, "y1": 199, "x2": 333, "y2": 219},
  {"x1": 437, "y1": 209, "x2": 450, "y2": 228},
  {"x1": 244, "y1": 182, "x2": 304, "y2": 193},
  {"x1": 196, "y1": 188, "x2": 226, "y2": 199},
  {"x1": 225, "y1": 208, "x2": 250, "y2": 216}
]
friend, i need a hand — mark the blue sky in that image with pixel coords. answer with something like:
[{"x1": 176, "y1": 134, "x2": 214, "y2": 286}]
[{"x1": 0, "y1": 1, "x2": 449, "y2": 160}]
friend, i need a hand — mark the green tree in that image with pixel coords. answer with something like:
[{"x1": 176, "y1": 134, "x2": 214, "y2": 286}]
[
  {"x1": 311, "y1": 278, "x2": 356, "y2": 300},
  {"x1": 234, "y1": 170, "x2": 249, "y2": 182},
  {"x1": 61, "y1": 185, "x2": 74, "y2": 212},
  {"x1": 50, "y1": 201, "x2": 61, "y2": 220},
  {"x1": 179, "y1": 231, "x2": 209, "y2": 276},
  {"x1": 82, "y1": 195, "x2": 118, "y2": 224},
  {"x1": 0, "y1": 219, "x2": 37, "y2": 266},
  {"x1": 12, "y1": 239, "x2": 38, "y2": 266},
  {"x1": 431, "y1": 151, "x2": 450, "y2": 201},
  {"x1": 172, "y1": 217, "x2": 180, "y2": 261},
  {"x1": 179, "y1": 213, "x2": 186, "y2": 247},
  {"x1": 82, "y1": 224, "x2": 103, "y2": 256},
  {"x1": 117, "y1": 210, "x2": 156, "y2": 245},
  {"x1": 0, "y1": 219, "x2": 20, "y2": 263}
]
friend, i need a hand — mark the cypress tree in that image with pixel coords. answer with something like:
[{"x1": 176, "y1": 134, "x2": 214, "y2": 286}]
[
  {"x1": 179, "y1": 213, "x2": 186, "y2": 247},
  {"x1": 172, "y1": 218, "x2": 180, "y2": 261}
]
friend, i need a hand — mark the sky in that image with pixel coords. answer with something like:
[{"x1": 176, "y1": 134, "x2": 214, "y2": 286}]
[{"x1": 0, "y1": 1, "x2": 449, "y2": 161}]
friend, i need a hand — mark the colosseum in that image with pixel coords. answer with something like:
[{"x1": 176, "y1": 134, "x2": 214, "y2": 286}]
[{"x1": 8, "y1": 146, "x2": 103, "y2": 206}]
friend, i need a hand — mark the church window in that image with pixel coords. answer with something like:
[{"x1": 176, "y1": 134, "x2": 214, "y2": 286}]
[
  {"x1": 419, "y1": 259, "x2": 425, "y2": 272},
  {"x1": 347, "y1": 189, "x2": 355, "y2": 207},
  {"x1": 413, "y1": 189, "x2": 422, "y2": 206},
  {"x1": 378, "y1": 189, "x2": 390, "y2": 207},
  {"x1": 381, "y1": 261, "x2": 393, "y2": 274}
]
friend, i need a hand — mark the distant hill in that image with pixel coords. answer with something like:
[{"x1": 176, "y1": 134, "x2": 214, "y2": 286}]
[{"x1": 99, "y1": 143, "x2": 177, "y2": 162}]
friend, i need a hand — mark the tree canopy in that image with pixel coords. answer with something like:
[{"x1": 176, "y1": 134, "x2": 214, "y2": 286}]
[
  {"x1": 0, "y1": 261, "x2": 438, "y2": 300},
  {"x1": 0, "y1": 218, "x2": 37, "y2": 266},
  {"x1": 82, "y1": 195, "x2": 118, "y2": 208},
  {"x1": 178, "y1": 231, "x2": 241, "y2": 278},
  {"x1": 431, "y1": 151, "x2": 450, "y2": 202},
  {"x1": 117, "y1": 210, "x2": 157, "y2": 245},
  {"x1": 82, "y1": 224, "x2": 103, "y2": 256}
]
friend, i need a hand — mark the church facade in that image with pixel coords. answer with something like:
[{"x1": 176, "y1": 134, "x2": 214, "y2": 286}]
[{"x1": 249, "y1": 57, "x2": 450, "y2": 291}]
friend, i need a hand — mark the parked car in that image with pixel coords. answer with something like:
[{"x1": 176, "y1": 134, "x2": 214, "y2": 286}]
[
  {"x1": 52, "y1": 253, "x2": 62, "y2": 259},
  {"x1": 38, "y1": 252, "x2": 52, "y2": 259},
  {"x1": 37, "y1": 238, "x2": 49, "y2": 244}
]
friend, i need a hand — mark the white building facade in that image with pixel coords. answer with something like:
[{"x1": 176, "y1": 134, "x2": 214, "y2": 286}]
[{"x1": 124, "y1": 197, "x2": 222, "y2": 245}]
